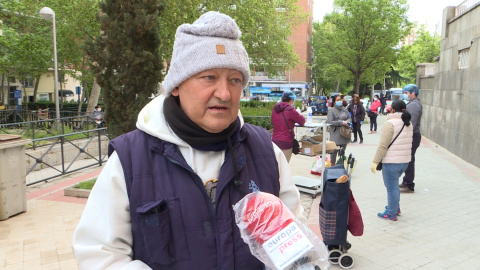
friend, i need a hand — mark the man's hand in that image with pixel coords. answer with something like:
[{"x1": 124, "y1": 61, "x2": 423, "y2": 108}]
[{"x1": 371, "y1": 162, "x2": 378, "y2": 174}]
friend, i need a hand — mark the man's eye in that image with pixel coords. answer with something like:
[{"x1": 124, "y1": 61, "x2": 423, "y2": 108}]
[
  {"x1": 231, "y1": 78, "x2": 242, "y2": 84},
  {"x1": 204, "y1": 75, "x2": 215, "y2": 80}
]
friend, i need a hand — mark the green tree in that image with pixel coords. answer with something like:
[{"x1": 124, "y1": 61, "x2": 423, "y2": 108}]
[
  {"x1": 313, "y1": 0, "x2": 411, "y2": 95},
  {"x1": 158, "y1": 0, "x2": 307, "y2": 77},
  {"x1": 87, "y1": 0, "x2": 164, "y2": 138},
  {"x1": 312, "y1": 21, "x2": 352, "y2": 96},
  {"x1": 0, "y1": 2, "x2": 52, "y2": 106},
  {"x1": 0, "y1": 0, "x2": 100, "y2": 107},
  {"x1": 397, "y1": 25, "x2": 440, "y2": 83}
]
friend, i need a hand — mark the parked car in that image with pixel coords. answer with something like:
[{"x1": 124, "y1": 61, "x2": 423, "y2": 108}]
[
  {"x1": 360, "y1": 98, "x2": 370, "y2": 109},
  {"x1": 389, "y1": 88, "x2": 408, "y2": 104},
  {"x1": 329, "y1": 92, "x2": 341, "y2": 98},
  {"x1": 344, "y1": 95, "x2": 352, "y2": 104},
  {"x1": 307, "y1": 96, "x2": 328, "y2": 115},
  {"x1": 297, "y1": 96, "x2": 308, "y2": 111},
  {"x1": 260, "y1": 97, "x2": 275, "y2": 102}
]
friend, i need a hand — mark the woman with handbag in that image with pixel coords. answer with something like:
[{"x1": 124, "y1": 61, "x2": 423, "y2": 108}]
[
  {"x1": 327, "y1": 95, "x2": 351, "y2": 165},
  {"x1": 271, "y1": 90, "x2": 305, "y2": 162},
  {"x1": 370, "y1": 100, "x2": 413, "y2": 221},
  {"x1": 347, "y1": 94, "x2": 366, "y2": 144}
]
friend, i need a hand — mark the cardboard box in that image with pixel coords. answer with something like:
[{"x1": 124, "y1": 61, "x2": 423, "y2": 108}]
[
  {"x1": 301, "y1": 140, "x2": 337, "y2": 155},
  {"x1": 310, "y1": 135, "x2": 323, "y2": 142}
]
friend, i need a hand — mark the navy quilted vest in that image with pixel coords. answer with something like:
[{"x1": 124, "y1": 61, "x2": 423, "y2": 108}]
[{"x1": 108, "y1": 124, "x2": 280, "y2": 270}]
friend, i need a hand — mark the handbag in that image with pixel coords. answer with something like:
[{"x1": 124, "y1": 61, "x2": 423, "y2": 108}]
[
  {"x1": 339, "y1": 125, "x2": 352, "y2": 139},
  {"x1": 281, "y1": 111, "x2": 299, "y2": 155},
  {"x1": 348, "y1": 190, "x2": 364, "y2": 236},
  {"x1": 377, "y1": 124, "x2": 405, "y2": 171},
  {"x1": 332, "y1": 108, "x2": 352, "y2": 139}
]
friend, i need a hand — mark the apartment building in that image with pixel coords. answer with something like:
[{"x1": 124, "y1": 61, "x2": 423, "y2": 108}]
[
  {"x1": 248, "y1": 0, "x2": 314, "y2": 98},
  {"x1": 0, "y1": 70, "x2": 82, "y2": 107}
]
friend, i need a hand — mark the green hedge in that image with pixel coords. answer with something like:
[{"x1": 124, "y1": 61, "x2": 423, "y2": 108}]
[{"x1": 240, "y1": 100, "x2": 303, "y2": 130}]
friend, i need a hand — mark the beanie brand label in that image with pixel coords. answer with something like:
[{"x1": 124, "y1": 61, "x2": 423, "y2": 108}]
[
  {"x1": 261, "y1": 223, "x2": 314, "y2": 269},
  {"x1": 216, "y1": 45, "x2": 225, "y2": 54}
]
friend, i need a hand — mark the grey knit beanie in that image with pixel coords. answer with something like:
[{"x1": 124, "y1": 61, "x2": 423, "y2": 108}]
[{"x1": 163, "y1": 11, "x2": 250, "y2": 95}]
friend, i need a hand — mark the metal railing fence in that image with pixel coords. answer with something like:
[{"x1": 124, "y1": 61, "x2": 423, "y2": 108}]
[
  {"x1": 455, "y1": 0, "x2": 480, "y2": 17},
  {"x1": 25, "y1": 127, "x2": 109, "y2": 186}
]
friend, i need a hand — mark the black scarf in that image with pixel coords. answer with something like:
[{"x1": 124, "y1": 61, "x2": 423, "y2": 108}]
[{"x1": 163, "y1": 95, "x2": 239, "y2": 151}]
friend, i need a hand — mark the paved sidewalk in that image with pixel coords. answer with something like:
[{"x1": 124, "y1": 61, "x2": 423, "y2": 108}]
[{"x1": 1, "y1": 115, "x2": 480, "y2": 269}]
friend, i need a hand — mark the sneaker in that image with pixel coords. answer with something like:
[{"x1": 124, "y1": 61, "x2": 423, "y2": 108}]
[
  {"x1": 359, "y1": 139, "x2": 363, "y2": 144},
  {"x1": 377, "y1": 210, "x2": 397, "y2": 221},
  {"x1": 351, "y1": 139, "x2": 357, "y2": 143},
  {"x1": 399, "y1": 183, "x2": 407, "y2": 188},
  {"x1": 368, "y1": 131, "x2": 373, "y2": 134},
  {"x1": 385, "y1": 206, "x2": 401, "y2": 216}
]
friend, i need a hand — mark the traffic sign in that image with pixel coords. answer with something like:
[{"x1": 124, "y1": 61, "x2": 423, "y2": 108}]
[{"x1": 14, "y1": 90, "x2": 21, "y2": 99}]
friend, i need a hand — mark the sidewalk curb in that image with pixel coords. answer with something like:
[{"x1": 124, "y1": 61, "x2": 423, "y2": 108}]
[{"x1": 27, "y1": 168, "x2": 102, "y2": 201}]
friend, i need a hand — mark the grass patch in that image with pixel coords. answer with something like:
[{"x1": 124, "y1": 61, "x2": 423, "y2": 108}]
[{"x1": 73, "y1": 178, "x2": 97, "y2": 190}]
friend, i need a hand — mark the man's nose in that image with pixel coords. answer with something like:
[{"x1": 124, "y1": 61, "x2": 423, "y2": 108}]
[{"x1": 214, "y1": 78, "x2": 231, "y2": 101}]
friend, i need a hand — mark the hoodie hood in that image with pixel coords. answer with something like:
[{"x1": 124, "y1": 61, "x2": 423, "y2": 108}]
[
  {"x1": 136, "y1": 94, "x2": 188, "y2": 147},
  {"x1": 273, "y1": 102, "x2": 293, "y2": 113}
]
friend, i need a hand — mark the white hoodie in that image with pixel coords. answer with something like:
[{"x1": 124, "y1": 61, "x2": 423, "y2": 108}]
[{"x1": 73, "y1": 94, "x2": 306, "y2": 270}]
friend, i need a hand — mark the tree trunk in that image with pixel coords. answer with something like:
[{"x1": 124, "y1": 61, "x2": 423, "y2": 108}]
[
  {"x1": 22, "y1": 83, "x2": 28, "y2": 112},
  {"x1": 335, "y1": 79, "x2": 341, "y2": 92},
  {"x1": 32, "y1": 76, "x2": 40, "y2": 103},
  {"x1": 77, "y1": 82, "x2": 86, "y2": 115},
  {"x1": 354, "y1": 72, "x2": 361, "y2": 95},
  {"x1": 1, "y1": 74, "x2": 4, "y2": 104},
  {"x1": 86, "y1": 78, "x2": 101, "y2": 114},
  {"x1": 7, "y1": 78, "x2": 10, "y2": 106},
  {"x1": 371, "y1": 84, "x2": 375, "y2": 101},
  {"x1": 78, "y1": 52, "x2": 87, "y2": 115}
]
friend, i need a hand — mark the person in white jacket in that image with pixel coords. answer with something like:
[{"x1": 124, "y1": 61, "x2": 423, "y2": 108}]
[
  {"x1": 73, "y1": 11, "x2": 306, "y2": 270},
  {"x1": 371, "y1": 100, "x2": 413, "y2": 221}
]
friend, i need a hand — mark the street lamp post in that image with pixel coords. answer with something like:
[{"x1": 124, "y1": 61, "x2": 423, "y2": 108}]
[{"x1": 39, "y1": 7, "x2": 60, "y2": 122}]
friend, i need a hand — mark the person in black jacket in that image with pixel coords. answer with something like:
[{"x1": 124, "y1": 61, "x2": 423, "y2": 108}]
[
  {"x1": 347, "y1": 94, "x2": 366, "y2": 143},
  {"x1": 379, "y1": 93, "x2": 387, "y2": 115}
]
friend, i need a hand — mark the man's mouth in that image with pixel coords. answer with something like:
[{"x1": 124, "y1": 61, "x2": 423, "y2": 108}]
[{"x1": 209, "y1": 106, "x2": 228, "y2": 111}]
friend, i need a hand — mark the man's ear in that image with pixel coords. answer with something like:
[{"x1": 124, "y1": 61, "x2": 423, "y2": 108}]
[{"x1": 171, "y1": 87, "x2": 180, "y2": 97}]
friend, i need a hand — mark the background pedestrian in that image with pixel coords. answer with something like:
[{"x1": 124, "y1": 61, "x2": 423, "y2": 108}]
[
  {"x1": 347, "y1": 94, "x2": 365, "y2": 144},
  {"x1": 400, "y1": 84, "x2": 423, "y2": 193},
  {"x1": 271, "y1": 90, "x2": 305, "y2": 162},
  {"x1": 368, "y1": 94, "x2": 381, "y2": 133}
]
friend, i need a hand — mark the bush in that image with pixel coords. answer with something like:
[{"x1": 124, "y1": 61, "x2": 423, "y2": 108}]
[{"x1": 240, "y1": 101, "x2": 275, "y2": 130}]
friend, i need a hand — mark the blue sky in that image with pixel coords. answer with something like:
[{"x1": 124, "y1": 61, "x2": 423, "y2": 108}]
[{"x1": 313, "y1": 0, "x2": 464, "y2": 34}]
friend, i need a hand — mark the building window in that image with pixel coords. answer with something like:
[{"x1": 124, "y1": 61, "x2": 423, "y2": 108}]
[
  {"x1": 254, "y1": 67, "x2": 265, "y2": 76},
  {"x1": 24, "y1": 75, "x2": 33, "y2": 87},
  {"x1": 458, "y1": 48, "x2": 470, "y2": 70},
  {"x1": 38, "y1": 93, "x2": 50, "y2": 101}
]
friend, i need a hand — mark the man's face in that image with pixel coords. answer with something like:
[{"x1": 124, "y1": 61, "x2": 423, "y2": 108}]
[
  {"x1": 404, "y1": 91, "x2": 415, "y2": 100},
  {"x1": 171, "y1": 68, "x2": 244, "y2": 133}
]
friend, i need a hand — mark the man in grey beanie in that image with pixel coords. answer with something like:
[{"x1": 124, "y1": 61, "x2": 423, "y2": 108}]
[
  {"x1": 73, "y1": 11, "x2": 308, "y2": 270},
  {"x1": 400, "y1": 84, "x2": 422, "y2": 193}
]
